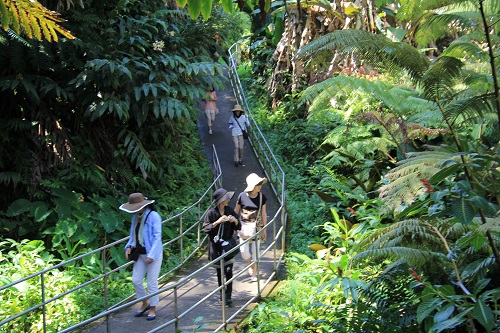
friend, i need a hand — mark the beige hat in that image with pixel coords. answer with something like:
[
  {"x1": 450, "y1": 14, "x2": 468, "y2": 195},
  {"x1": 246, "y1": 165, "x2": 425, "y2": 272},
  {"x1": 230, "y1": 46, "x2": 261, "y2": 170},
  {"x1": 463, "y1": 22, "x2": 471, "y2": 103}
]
[
  {"x1": 119, "y1": 193, "x2": 155, "y2": 213},
  {"x1": 231, "y1": 104, "x2": 245, "y2": 113},
  {"x1": 244, "y1": 173, "x2": 267, "y2": 192}
]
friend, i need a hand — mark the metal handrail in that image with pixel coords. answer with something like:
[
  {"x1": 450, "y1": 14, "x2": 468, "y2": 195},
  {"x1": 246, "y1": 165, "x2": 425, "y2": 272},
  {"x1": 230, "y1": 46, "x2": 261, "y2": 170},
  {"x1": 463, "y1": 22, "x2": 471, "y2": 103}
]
[
  {"x1": 227, "y1": 43, "x2": 286, "y2": 206},
  {"x1": 1, "y1": 44, "x2": 287, "y2": 333},
  {"x1": 0, "y1": 145, "x2": 222, "y2": 332}
]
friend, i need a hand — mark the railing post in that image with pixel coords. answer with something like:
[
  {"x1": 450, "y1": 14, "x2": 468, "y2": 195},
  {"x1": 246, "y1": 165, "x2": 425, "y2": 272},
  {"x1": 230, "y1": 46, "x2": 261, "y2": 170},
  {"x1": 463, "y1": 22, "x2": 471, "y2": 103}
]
[
  {"x1": 41, "y1": 272, "x2": 47, "y2": 333},
  {"x1": 179, "y1": 215, "x2": 184, "y2": 263},
  {"x1": 174, "y1": 286, "x2": 179, "y2": 332},
  {"x1": 103, "y1": 248, "x2": 110, "y2": 333}
]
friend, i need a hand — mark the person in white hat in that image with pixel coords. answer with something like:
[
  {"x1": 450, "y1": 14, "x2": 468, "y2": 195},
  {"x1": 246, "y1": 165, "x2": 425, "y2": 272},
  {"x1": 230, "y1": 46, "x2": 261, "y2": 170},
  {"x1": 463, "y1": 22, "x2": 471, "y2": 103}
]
[
  {"x1": 234, "y1": 173, "x2": 268, "y2": 282},
  {"x1": 120, "y1": 193, "x2": 163, "y2": 321},
  {"x1": 203, "y1": 188, "x2": 241, "y2": 306},
  {"x1": 228, "y1": 104, "x2": 250, "y2": 167}
]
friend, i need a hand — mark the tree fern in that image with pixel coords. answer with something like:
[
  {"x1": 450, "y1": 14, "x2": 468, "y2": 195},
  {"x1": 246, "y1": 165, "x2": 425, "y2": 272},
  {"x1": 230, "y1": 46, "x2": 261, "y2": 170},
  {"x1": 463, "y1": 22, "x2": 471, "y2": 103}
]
[
  {"x1": 352, "y1": 218, "x2": 492, "y2": 282},
  {"x1": 379, "y1": 147, "x2": 465, "y2": 212},
  {"x1": 355, "y1": 246, "x2": 450, "y2": 268},
  {"x1": 296, "y1": 30, "x2": 430, "y2": 83},
  {"x1": 421, "y1": 56, "x2": 464, "y2": 101}
]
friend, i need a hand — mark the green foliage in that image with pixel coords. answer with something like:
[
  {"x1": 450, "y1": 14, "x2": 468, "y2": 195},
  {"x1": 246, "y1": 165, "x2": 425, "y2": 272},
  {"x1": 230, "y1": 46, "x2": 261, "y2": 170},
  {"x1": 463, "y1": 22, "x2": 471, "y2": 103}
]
[
  {"x1": 0, "y1": 0, "x2": 76, "y2": 41},
  {"x1": 0, "y1": 0, "x2": 221, "y2": 243}
]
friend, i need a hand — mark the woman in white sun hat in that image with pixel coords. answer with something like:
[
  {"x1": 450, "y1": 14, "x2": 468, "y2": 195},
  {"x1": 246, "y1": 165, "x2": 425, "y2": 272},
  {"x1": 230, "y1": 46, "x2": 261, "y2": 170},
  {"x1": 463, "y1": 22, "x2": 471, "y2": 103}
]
[
  {"x1": 120, "y1": 193, "x2": 163, "y2": 321},
  {"x1": 234, "y1": 173, "x2": 268, "y2": 282}
]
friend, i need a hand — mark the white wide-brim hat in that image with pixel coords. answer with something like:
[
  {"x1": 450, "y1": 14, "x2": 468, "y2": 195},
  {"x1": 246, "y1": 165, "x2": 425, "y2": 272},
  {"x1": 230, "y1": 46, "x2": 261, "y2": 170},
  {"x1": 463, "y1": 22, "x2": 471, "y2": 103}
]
[{"x1": 244, "y1": 173, "x2": 267, "y2": 192}]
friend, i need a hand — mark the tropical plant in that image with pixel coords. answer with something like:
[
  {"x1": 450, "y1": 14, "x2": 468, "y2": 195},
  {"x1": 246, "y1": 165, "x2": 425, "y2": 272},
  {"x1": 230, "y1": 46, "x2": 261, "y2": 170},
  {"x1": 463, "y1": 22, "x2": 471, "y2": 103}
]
[
  {"x1": 0, "y1": 0, "x2": 76, "y2": 42},
  {"x1": 353, "y1": 216, "x2": 500, "y2": 332},
  {"x1": 0, "y1": 0, "x2": 233, "y2": 241}
]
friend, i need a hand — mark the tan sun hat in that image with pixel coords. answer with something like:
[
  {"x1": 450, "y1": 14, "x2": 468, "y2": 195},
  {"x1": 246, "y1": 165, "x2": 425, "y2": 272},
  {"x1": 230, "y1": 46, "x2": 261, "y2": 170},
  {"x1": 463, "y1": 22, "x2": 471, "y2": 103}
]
[
  {"x1": 119, "y1": 193, "x2": 155, "y2": 213},
  {"x1": 231, "y1": 104, "x2": 245, "y2": 113},
  {"x1": 244, "y1": 173, "x2": 267, "y2": 192}
]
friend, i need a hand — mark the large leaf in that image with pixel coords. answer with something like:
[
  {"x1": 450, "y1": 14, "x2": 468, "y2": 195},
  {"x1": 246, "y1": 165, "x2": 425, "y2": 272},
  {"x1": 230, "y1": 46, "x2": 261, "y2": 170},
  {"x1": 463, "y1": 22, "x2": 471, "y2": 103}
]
[
  {"x1": 200, "y1": 0, "x2": 212, "y2": 20},
  {"x1": 473, "y1": 299, "x2": 494, "y2": 332},
  {"x1": 451, "y1": 197, "x2": 476, "y2": 224},
  {"x1": 220, "y1": 0, "x2": 233, "y2": 14},
  {"x1": 176, "y1": 0, "x2": 188, "y2": 8},
  {"x1": 187, "y1": 0, "x2": 202, "y2": 20},
  {"x1": 7, "y1": 199, "x2": 31, "y2": 216},
  {"x1": 417, "y1": 298, "x2": 442, "y2": 323},
  {"x1": 97, "y1": 211, "x2": 120, "y2": 233}
]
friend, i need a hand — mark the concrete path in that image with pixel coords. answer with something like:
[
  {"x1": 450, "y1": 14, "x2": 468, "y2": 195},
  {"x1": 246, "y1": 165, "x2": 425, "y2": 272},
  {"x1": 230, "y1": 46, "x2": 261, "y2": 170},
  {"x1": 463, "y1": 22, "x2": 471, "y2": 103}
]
[{"x1": 81, "y1": 71, "x2": 281, "y2": 333}]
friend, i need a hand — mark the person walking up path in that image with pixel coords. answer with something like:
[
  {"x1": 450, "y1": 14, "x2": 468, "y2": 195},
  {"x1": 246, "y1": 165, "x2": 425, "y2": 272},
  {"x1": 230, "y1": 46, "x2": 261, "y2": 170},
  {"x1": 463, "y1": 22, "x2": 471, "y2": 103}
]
[{"x1": 83, "y1": 70, "x2": 280, "y2": 333}]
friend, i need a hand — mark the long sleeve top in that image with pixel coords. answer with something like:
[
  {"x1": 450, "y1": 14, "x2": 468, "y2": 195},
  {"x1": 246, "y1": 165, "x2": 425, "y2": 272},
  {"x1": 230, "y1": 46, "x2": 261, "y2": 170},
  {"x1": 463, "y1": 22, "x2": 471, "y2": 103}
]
[
  {"x1": 229, "y1": 114, "x2": 249, "y2": 137},
  {"x1": 124, "y1": 208, "x2": 163, "y2": 260}
]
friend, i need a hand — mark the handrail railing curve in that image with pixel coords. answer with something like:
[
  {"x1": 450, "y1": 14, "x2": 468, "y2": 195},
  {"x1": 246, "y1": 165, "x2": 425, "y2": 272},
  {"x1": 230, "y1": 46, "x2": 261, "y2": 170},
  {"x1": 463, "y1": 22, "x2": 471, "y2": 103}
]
[{"x1": 1, "y1": 44, "x2": 286, "y2": 333}]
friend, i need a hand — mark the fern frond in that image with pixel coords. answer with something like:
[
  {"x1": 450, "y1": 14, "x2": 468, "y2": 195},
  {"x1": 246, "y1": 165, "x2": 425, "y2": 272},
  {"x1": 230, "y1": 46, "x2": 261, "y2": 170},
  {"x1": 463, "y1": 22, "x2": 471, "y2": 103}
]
[
  {"x1": 0, "y1": 171, "x2": 21, "y2": 186},
  {"x1": 376, "y1": 42, "x2": 430, "y2": 82},
  {"x1": 422, "y1": 56, "x2": 464, "y2": 101},
  {"x1": 362, "y1": 260, "x2": 417, "y2": 307},
  {"x1": 302, "y1": 76, "x2": 440, "y2": 121},
  {"x1": 296, "y1": 29, "x2": 390, "y2": 60},
  {"x1": 440, "y1": 41, "x2": 488, "y2": 62},
  {"x1": 119, "y1": 130, "x2": 157, "y2": 175},
  {"x1": 2, "y1": 0, "x2": 75, "y2": 41},
  {"x1": 354, "y1": 246, "x2": 449, "y2": 267},
  {"x1": 415, "y1": 13, "x2": 477, "y2": 45},
  {"x1": 460, "y1": 257, "x2": 496, "y2": 282},
  {"x1": 445, "y1": 93, "x2": 497, "y2": 128},
  {"x1": 297, "y1": 30, "x2": 430, "y2": 83},
  {"x1": 379, "y1": 148, "x2": 465, "y2": 211}
]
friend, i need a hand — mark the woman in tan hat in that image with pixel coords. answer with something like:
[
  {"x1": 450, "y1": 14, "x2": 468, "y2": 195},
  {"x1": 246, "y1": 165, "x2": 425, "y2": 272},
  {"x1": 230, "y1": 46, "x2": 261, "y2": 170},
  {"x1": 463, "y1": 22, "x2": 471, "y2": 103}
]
[
  {"x1": 234, "y1": 173, "x2": 268, "y2": 282},
  {"x1": 228, "y1": 104, "x2": 250, "y2": 167},
  {"x1": 120, "y1": 193, "x2": 163, "y2": 321},
  {"x1": 202, "y1": 85, "x2": 218, "y2": 134},
  {"x1": 203, "y1": 188, "x2": 241, "y2": 306}
]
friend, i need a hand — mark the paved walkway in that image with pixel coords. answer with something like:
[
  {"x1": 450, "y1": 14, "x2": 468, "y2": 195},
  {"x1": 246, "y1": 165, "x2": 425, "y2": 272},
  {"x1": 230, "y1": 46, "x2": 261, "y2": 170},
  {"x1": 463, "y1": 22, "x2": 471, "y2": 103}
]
[{"x1": 82, "y1": 71, "x2": 281, "y2": 333}]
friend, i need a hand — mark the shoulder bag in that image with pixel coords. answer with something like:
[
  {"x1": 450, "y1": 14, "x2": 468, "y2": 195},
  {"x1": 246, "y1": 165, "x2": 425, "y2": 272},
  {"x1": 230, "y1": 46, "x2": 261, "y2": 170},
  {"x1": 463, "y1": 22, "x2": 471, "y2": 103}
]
[
  {"x1": 127, "y1": 211, "x2": 152, "y2": 261},
  {"x1": 215, "y1": 223, "x2": 238, "y2": 260},
  {"x1": 234, "y1": 116, "x2": 249, "y2": 139},
  {"x1": 239, "y1": 193, "x2": 262, "y2": 239}
]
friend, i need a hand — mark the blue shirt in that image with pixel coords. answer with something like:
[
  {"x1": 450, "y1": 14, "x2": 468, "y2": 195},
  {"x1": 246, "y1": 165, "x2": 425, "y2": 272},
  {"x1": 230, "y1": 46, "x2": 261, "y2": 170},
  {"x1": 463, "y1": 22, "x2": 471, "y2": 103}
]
[{"x1": 125, "y1": 208, "x2": 163, "y2": 260}]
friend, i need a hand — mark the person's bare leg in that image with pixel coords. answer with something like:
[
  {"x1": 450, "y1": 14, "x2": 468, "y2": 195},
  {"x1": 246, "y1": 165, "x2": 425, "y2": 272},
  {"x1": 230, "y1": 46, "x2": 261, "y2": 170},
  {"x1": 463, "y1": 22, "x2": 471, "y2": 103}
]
[{"x1": 148, "y1": 305, "x2": 156, "y2": 317}]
